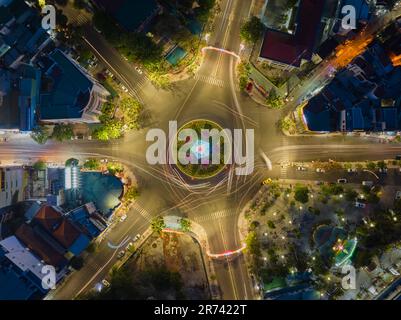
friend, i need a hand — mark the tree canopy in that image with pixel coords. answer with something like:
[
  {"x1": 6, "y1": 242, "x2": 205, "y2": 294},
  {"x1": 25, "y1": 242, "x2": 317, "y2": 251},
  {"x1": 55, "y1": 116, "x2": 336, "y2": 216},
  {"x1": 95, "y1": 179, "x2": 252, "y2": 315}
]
[{"x1": 240, "y1": 16, "x2": 264, "y2": 44}]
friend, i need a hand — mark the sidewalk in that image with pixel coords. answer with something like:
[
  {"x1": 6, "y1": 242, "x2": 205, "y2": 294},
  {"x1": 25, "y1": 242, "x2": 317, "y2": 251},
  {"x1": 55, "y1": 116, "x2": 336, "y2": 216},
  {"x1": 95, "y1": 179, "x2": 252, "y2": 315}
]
[{"x1": 163, "y1": 215, "x2": 221, "y2": 300}]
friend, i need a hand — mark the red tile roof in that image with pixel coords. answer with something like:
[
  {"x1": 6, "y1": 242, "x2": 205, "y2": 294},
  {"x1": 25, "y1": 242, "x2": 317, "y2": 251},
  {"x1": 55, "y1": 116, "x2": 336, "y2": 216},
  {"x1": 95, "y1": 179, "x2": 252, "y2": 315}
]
[
  {"x1": 52, "y1": 220, "x2": 81, "y2": 249},
  {"x1": 34, "y1": 205, "x2": 62, "y2": 233},
  {"x1": 260, "y1": 0, "x2": 326, "y2": 67},
  {"x1": 260, "y1": 31, "x2": 304, "y2": 66},
  {"x1": 15, "y1": 224, "x2": 67, "y2": 268}
]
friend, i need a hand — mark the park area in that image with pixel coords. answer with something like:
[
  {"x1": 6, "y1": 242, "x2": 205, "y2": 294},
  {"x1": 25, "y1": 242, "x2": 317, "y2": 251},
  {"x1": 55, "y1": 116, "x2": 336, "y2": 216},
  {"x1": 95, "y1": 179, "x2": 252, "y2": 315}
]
[
  {"x1": 243, "y1": 177, "x2": 401, "y2": 298},
  {"x1": 87, "y1": 232, "x2": 210, "y2": 300}
]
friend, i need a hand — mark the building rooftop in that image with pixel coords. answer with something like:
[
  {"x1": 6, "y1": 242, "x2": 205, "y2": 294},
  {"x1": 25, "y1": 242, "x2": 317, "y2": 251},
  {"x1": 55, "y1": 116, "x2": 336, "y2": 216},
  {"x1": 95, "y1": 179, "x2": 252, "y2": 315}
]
[
  {"x1": 15, "y1": 223, "x2": 68, "y2": 270},
  {"x1": 93, "y1": 0, "x2": 159, "y2": 32},
  {"x1": 39, "y1": 49, "x2": 94, "y2": 121},
  {"x1": 260, "y1": 0, "x2": 326, "y2": 67},
  {"x1": 0, "y1": 236, "x2": 45, "y2": 285}
]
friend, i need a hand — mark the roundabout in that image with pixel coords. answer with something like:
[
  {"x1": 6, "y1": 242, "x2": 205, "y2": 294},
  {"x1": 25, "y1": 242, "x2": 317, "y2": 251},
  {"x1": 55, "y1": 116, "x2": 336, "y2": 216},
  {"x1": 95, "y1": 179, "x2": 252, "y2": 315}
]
[{"x1": 173, "y1": 119, "x2": 231, "y2": 181}]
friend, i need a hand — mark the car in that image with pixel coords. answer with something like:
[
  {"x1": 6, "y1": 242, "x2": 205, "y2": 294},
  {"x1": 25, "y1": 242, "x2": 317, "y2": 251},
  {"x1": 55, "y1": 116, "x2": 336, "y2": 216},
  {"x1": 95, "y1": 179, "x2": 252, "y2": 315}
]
[
  {"x1": 316, "y1": 168, "x2": 325, "y2": 173},
  {"x1": 337, "y1": 178, "x2": 347, "y2": 184},
  {"x1": 121, "y1": 85, "x2": 129, "y2": 93},
  {"x1": 120, "y1": 214, "x2": 127, "y2": 222},
  {"x1": 379, "y1": 168, "x2": 388, "y2": 174},
  {"x1": 347, "y1": 168, "x2": 357, "y2": 173},
  {"x1": 362, "y1": 181, "x2": 373, "y2": 187},
  {"x1": 126, "y1": 242, "x2": 134, "y2": 250},
  {"x1": 135, "y1": 66, "x2": 143, "y2": 74},
  {"x1": 94, "y1": 26, "x2": 102, "y2": 34},
  {"x1": 101, "y1": 279, "x2": 110, "y2": 287},
  {"x1": 355, "y1": 202, "x2": 366, "y2": 208},
  {"x1": 133, "y1": 234, "x2": 141, "y2": 242},
  {"x1": 262, "y1": 178, "x2": 272, "y2": 185},
  {"x1": 389, "y1": 267, "x2": 400, "y2": 276},
  {"x1": 297, "y1": 166, "x2": 307, "y2": 171},
  {"x1": 117, "y1": 250, "x2": 125, "y2": 259}
]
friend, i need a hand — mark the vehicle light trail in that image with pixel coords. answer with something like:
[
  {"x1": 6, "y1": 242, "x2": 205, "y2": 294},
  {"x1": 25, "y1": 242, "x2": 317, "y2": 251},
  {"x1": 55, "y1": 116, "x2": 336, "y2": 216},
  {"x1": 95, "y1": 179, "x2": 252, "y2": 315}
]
[
  {"x1": 207, "y1": 244, "x2": 247, "y2": 259},
  {"x1": 201, "y1": 46, "x2": 241, "y2": 60}
]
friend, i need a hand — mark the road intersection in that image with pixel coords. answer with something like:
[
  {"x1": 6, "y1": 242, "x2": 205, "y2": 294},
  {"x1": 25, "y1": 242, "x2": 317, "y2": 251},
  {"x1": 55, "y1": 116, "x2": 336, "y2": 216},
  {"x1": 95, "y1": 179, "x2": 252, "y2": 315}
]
[{"x1": 4, "y1": 0, "x2": 401, "y2": 300}]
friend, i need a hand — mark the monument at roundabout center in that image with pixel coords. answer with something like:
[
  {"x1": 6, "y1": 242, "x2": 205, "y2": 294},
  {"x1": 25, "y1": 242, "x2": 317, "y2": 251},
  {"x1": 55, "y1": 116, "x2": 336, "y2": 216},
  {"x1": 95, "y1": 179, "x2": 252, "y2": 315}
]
[{"x1": 174, "y1": 119, "x2": 230, "y2": 180}]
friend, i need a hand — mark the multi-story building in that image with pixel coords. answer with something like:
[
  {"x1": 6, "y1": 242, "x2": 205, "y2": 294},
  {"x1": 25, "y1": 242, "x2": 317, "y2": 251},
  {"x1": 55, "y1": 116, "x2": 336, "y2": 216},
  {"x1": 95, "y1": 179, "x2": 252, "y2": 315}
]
[
  {"x1": 38, "y1": 49, "x2": 110, "y2": 124},
  {"x1": 258, "y1": 0, "x2": 372, "y2": 70},
  {"x1": 0, "y1": 236, "x2": 50, "y2": 300},
  {"x1": 91, "y1": 0, "x2": 161, "y2": 32},
  {"x1": 0, "y1": 0, "x2": 53, "y2": 69},
  {"x1": 0, "y1": 166, "x2": 27, "y2": 209}
]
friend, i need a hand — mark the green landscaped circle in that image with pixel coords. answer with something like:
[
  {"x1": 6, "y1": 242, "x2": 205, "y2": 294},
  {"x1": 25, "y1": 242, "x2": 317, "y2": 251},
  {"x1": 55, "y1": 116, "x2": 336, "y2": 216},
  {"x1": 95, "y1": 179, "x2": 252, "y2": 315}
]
[{"x1": 175, "y1": 119, "x2": 230, "y2": 180}]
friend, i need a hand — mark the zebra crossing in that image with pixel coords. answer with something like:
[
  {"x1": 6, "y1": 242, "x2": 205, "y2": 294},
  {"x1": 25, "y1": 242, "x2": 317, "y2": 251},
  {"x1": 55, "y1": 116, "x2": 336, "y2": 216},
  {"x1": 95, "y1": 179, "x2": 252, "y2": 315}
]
[
  {"x1": 193, "y1": 209, "x2": 236, "y2": 223},
  {"x1": 130, "y1": 201, "x2": 153, "y2": 222},
  {"x1": 70, "y1": 14, "x2": 89, "y2": 25},
  {"x1": 195, "y1": 74, "x2": 225, "y2": 88},
  {"x1": 280, "y1": 164, "x2": 288, "y2": 178}
]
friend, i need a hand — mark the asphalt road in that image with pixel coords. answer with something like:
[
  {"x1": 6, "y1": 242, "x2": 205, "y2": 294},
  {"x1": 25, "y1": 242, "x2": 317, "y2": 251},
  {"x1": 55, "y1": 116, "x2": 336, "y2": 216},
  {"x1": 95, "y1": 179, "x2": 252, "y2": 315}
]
[{"x1": 2, "y1": 1, "x2": 401, "y2": 300}]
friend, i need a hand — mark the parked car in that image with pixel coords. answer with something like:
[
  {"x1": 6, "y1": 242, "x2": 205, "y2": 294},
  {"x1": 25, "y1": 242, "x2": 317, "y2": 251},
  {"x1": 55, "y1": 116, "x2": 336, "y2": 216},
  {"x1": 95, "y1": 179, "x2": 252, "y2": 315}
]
[
  {"x1": 120, "y1": 214, "x2": 127, "y2": 222},
  {"x1": 379, "y1": 168, "x2": 388, "y2": 173},
  {"x1": 389, "y1": 267, "x2": 400, "y2": 276},
  {"x1": 117, "y1": 250, "x2": 125, "y2": 259},
  {"x1": 297, "y1": 166, "x2": 307, "y2": 171},
  {"x1": 135, "y1": 66, "x2": 143, "y2": 74},
  {"x1": 337, "y1": 178, "x2": 347, "y2": 184},
  {"x1": 133, "y1": 234, "x2": 141, "y2": 242},
  {"x1": 121, "y1": 85, "x2": 128, "y2": 93},
  {"x1": 355, "y1": 202, "x2": 366, "y2": 208},
  {"x1": 347, "y1": 168, "x2": 357, "y2": 173},
  {"x1": 316, "y1": 168, "x2": 325, "y2": 173},
  {"x1": 126, "y1": 242, "x2": 134, "y2": 250},
  {"x1": 262, "y1": 178, "x2": 272, "y2": 185},
  {"x1": 101, "y1": 279, "x2": 110, "y2": 288}
]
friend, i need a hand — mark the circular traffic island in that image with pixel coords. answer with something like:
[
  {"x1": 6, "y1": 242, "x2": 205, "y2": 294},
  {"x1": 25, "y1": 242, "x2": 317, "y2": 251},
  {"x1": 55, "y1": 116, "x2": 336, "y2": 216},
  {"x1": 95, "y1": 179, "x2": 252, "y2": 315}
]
[{"x1": 175, "y1": 119, "x2": 230, "y2": 180}]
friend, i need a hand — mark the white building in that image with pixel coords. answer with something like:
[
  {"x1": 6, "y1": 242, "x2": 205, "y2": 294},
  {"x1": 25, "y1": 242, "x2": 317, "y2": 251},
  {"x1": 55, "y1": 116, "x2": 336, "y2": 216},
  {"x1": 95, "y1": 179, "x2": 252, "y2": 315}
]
[{"x1": 0, "y1": 166, "x2": 27, "y2": 209}]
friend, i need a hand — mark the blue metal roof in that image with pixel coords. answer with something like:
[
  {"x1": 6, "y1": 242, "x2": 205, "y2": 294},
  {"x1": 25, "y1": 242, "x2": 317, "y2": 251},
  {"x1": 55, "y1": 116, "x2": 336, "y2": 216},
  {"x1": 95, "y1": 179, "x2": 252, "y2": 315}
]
[{"x1": 40, "y1": 50, "x2": 93, "y2": 120}]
